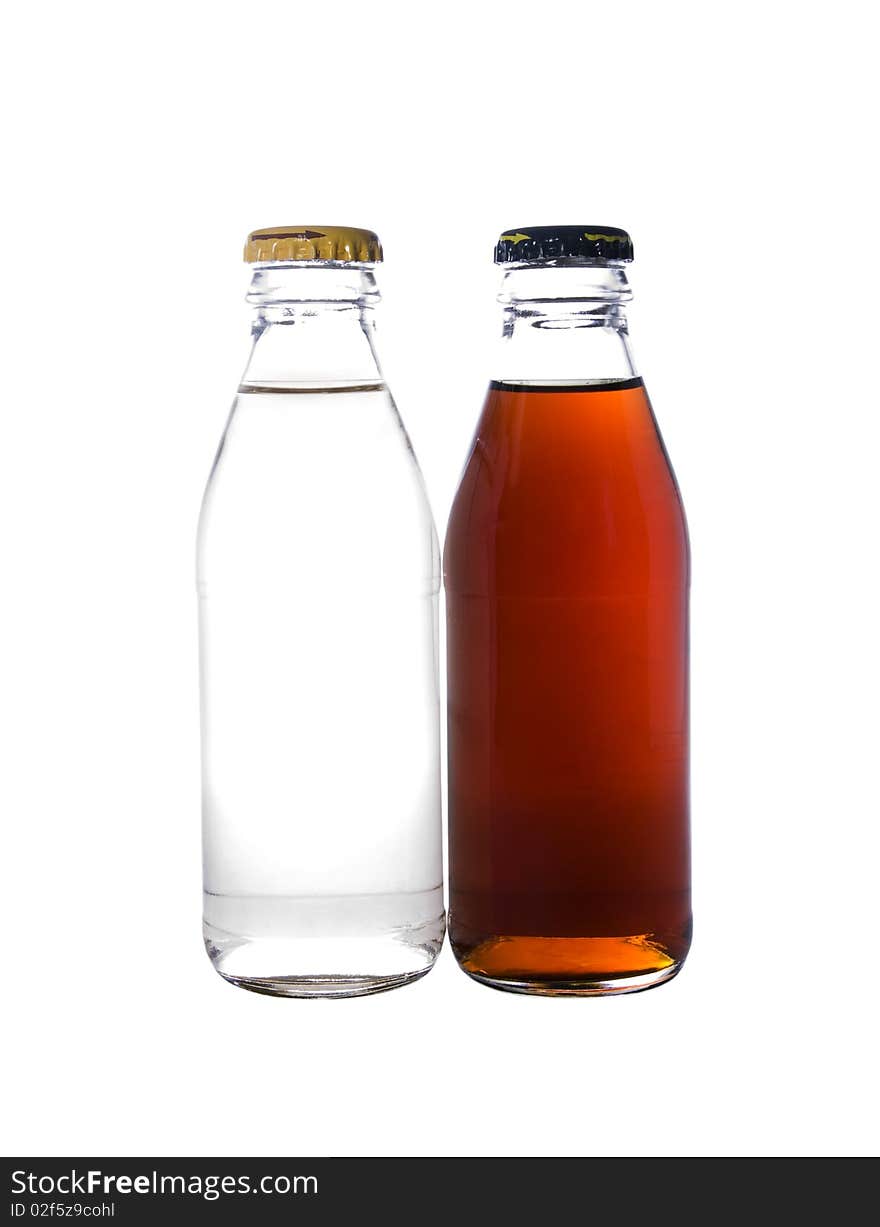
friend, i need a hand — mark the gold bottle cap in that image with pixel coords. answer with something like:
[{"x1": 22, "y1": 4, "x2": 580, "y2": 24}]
[{"x1": 244, "y1": 226, "x2": 382, "y2": 264}]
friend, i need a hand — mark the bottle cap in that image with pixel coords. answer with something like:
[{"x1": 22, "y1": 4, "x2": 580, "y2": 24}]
[
  {"x1": 244, "y1": 226, "x2": 383, "y2": 264},
  {"x1": 495, "y1": 226, "x2": 633, "y2": 264}
]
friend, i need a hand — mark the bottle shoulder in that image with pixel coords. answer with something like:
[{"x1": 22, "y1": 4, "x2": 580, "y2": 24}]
[
  {"x1": 202, "y1": 386, "x2": 429, "y2": 502},
  {"x1": 445, "y1": 381, "x2": 687, "y2": 595},
  {"x1": 198, "y1": 386, "x2": 438, "y2": 587}
]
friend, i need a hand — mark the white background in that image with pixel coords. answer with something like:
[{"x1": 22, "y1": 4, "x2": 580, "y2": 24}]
[{"x1": 2, "y1": 0, "x2": 878, "y2": 1158}]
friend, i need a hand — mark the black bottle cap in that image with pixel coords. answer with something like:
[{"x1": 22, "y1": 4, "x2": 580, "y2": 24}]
[{"x1": 494, "y1": 226, "x2": 634, "y2": 264}]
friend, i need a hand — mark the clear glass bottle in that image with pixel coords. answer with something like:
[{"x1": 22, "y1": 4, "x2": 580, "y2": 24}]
[
  {"x1": 198, "y1": 226, "x2": 444, "y2": 997},
  {"x1": 445, "y1": 227, "x2": 691, "y2": 995}
]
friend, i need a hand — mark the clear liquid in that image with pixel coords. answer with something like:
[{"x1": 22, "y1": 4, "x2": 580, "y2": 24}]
[{"x1": 198, "y1": 385, "x2": 444, "y2": 995}]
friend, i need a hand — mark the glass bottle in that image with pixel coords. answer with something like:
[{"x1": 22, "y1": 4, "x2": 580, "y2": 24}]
[
  {"x1": 445, "y1": 227, "x2": 690, "y2": 995},
  {"x1": 198, "y1": 226, "x2": 444, "y2": 997}
]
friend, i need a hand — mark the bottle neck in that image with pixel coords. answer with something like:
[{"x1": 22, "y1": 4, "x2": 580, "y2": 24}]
[
  {"x1": 241, "y1": 264, "x2": 384, "y2": 390},
  {"x1": 493, "y1": 263, "x2": 637, "y2": 384}
]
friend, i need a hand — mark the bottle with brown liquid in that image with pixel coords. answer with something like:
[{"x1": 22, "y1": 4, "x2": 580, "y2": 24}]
[{"x1": 445, "y1": 226, "x2": 690, "y2": 995}]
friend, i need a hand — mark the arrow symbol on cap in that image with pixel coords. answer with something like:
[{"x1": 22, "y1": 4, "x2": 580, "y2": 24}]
[
  {"x1": 500, "y1": 232, "x2": 531, "y2": 244},
  {"x1": 257, "y1": 229, "x2": 327, "y2": 240}
]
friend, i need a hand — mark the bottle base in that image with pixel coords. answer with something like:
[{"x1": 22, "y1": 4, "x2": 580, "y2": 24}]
[
  {"x1": 452, "y1": 932, "x2": 687, "y2": 997},
  {"x1": 213, "y1": 966, "x2": 434, "y2": 999},
  {"x1": 204, "y1": 888, "x2": 445, "y2": 999}
]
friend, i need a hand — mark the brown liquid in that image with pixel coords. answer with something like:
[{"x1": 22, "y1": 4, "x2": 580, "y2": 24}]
[{"x1": 444, "y1": 378, "x2": 691, "y2": 993}]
